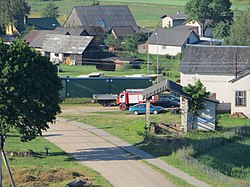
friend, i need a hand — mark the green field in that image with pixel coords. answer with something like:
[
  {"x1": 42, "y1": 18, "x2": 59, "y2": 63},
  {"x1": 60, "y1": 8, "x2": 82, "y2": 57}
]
[
  {"x1": 27, "y1": 0, "x2": 250, "y2": 27},
  {"x1": 60, "y1": 108, "x2": 250, "y2": 186}
]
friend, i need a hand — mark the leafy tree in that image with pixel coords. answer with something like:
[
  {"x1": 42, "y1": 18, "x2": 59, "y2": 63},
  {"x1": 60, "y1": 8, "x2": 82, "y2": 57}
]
[
  {"x1": 0, "y1": 0, "x2": 30, "y2": 34},
  {"x1": 104, "y1": 34, "x2": 120, "y2": 50},
  {"x1": 121, "y1": 33, "x2": 145, "y2": 56},
  {"x1": 42, "y1": 1, "x2": 60, "y2": 18},
  {"x1": 0, "y1": 39, "x2": 61, "y2": 142},
  {"x1": 183, "y1": 80, "x2": 209, "y2": 127},
  {"x1": 185, "y1": 0, "x2": 233, "y2": 38},
  {"x1": 224, "y1": 8, "x2": 250, "y2": 46}
]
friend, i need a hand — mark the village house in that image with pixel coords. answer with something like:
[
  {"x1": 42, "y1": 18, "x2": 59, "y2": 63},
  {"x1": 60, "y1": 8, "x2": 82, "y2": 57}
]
[
  {"x1": 161, "y1": 12, "x2": 187, "y2": 28},
  {"x1": 147, "y1": 27, "x2": 200, "y2": 56},
  {"x1": 6, "y1": 16, "x2": 59, "y2": 36},
  {"x1": 64, "y1": 5, "x2": 139, "y2": 36},
  {"x1": 179, "y1": 45, "x2": 250, "y2": 117}
]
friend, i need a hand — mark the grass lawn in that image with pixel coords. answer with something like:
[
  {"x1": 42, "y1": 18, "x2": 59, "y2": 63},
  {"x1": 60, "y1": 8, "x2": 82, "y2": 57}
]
[
  {"x1": 58, "y1": 53, "x2": 180, "y2": 81},
  {"x1": 3, "y1": 131, "x2": 111, "y2": 187},
  {"x1": 59, "y1": 107, "x2": 250, "y2": 186}
]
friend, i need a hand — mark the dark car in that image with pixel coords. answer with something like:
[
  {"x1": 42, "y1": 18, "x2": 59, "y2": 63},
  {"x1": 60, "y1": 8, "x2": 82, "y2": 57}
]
[{"x1": 155, "y1": 97, "x2": 180, "y2": 108}]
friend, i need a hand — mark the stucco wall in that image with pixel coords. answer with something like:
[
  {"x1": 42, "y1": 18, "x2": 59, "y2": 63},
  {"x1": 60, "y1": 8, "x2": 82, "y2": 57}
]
[
  {"x1": 148, "y1": 44, "x2": 182, "y2": 56},
  {"x1": 231, "y1": 74, "x2": 250, "y2": 117},
  {"x1": 185, "y1": 21, "x2": 202, "y2": 36},
  {"x1": 162, "y1": 17, "x2": 172, "y2": 28},
  {"x1": 181, "y1": 73, "x2": 234, "y2": 111}
]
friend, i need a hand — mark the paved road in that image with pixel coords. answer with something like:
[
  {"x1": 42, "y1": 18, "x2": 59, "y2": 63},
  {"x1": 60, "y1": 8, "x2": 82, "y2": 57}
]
[
  {"x1": 44, "y1": 117, "x2": 210, "y2": 187},
  {"x1": 43, "y1": 118, "x2": 174, "y2": 187}
]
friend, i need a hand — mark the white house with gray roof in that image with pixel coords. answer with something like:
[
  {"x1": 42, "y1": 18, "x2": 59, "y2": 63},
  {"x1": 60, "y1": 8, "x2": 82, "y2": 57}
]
[
  {"x1": 161, "y1": 13, "x2": 187, "y2": 28},
  {"x1": 148, "y1": 27, "x2": 200, "y2": 56},
  {"x1": 180, "y1": 45, "x2": 250, "y2": 117}
]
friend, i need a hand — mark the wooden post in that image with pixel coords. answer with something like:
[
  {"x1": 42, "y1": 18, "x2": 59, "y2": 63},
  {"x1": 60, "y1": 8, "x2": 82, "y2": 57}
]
[
  {"x1": 145, "y1": 99, "x2": 151, "y2": 130},
  {"x1": 181, "y1": 97, "x2": 188, "y2": 133}
]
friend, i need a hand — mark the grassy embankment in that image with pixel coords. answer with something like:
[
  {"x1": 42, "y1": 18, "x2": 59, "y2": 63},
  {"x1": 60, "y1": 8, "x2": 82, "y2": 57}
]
[
  {"x1": 3, "y1": 131, "x2": 111, "y2": 187},
  {"x1": 60, "y1": 108, "x2": 250, "y2": 187}
]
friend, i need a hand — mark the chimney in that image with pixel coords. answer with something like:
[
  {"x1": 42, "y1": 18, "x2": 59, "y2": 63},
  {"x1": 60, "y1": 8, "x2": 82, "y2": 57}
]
[{"x1": 24, "y1": 15, "x2": 28, "y2": 25}]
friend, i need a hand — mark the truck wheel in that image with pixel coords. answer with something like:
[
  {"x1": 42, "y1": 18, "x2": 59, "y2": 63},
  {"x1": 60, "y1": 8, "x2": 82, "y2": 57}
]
[
  {"x1": 153, "y1": 110, "x2": 158, "y2": 115},
  {"x1": 119, "y1": 103, "x2": 127, "y2": 111},
  {"x1": 133, "y1": 110, "x2": 139, "y2": 115}
]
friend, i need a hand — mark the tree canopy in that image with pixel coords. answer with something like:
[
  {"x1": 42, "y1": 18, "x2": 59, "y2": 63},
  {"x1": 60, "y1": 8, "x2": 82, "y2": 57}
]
[
  {"x1": 42, "y1": 1, "x2": 60, "y2": 18},
  {"x1": 224, "y1": 8, "x2": 250, "y2": 46},
  {"x1": 0, "y1": 0, "x2": 30, "y2": 33},
  {"x1": 0, "y1": 39, "x2": 61, "y2": 141},
  {"x1": 104, "y1": 34, "x2": 120, "y2": 50},
  {"x1": 185, "y1": 0, "x2": 233, "y2": 38},
  {"x1": 183, "y1": 79, "x2": 209, "y2": 116}
]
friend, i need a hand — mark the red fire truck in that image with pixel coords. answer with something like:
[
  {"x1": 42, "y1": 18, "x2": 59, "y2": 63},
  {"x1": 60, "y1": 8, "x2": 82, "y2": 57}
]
[{"x1": 116, "y1": 89, "x2": 159, "y2": 110}]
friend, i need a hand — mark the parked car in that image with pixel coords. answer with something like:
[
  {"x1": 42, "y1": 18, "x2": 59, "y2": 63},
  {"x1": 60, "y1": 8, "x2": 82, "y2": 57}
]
[
  {"x1": 129, "y1": 103, "x2": 164, "y2": 115},
  {"x1": 155, "y1": 94, "x2": 180, "y2": 108}
]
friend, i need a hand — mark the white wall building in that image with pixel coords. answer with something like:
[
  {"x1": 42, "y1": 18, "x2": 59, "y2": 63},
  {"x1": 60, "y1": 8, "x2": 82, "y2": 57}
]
[
  {"x1": 147, "y1": 27, "x2": 200, "y2": 56},
  {"x1": 180, "y1": 45, "x2": 250, "y2": 117}
]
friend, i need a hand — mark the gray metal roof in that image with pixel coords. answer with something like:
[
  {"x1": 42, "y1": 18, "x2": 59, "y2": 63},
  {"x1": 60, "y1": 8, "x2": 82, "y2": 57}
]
[
  {"x1": 55, "y1": 27, "x2": 86, "y2": 36},
  {"x1": 24, "y1": 30, "x2": 56, "y2": 48},
  {"x1": 64, "y1": 5, "x2": 139, "y2": 32},
  {"x1": 142, "y1": 80, "x2": 191, "y2": 99},
  {"x1": 42, "y1": 34, "x2": 93, "y2": 54},
  {"x1": 161, "y1": 13, "x2": 188, "y2": 20},
  {"x1": 179, "y1": 45, "x2": 250, "y2": 74},
  {"x1": 112, "y1": 26, "x2": 135, "y2": 37},
  {"x1": 149, "y1": 27, "x2": 198, "y2": 46}
]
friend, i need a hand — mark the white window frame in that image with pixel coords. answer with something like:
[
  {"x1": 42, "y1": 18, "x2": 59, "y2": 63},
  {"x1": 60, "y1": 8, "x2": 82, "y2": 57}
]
[{"x1": 235, "y1": 91, "x2": 246, "y2": 107}]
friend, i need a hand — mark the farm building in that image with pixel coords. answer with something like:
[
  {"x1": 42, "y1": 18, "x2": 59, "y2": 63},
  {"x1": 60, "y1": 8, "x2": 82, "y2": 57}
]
[
  {"x1": 180, "y1": 45, "x2": 250, "y2": 117},
  {"x1": 161, "y1": 12, "x2": 187, "y2": 28},
  {"x1": 42, "y1": 34, "x2": 102, "y2": 65},
  {"x1": 64, "y1": 5, "x2": 139, "y2": 34}
]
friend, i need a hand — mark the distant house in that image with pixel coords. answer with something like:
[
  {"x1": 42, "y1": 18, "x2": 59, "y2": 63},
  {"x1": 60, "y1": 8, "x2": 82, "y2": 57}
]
[
  {"x1": 161, "y1": 13, "x2": 212, "y2": 37},
  {"x1": 180, "y1": 45, "x2": 250, "y2": 117},
  {"x1": 6, "y1": 17, "x2": 59, "y2": 36},
  {"x1": 147, "y1": 27, "x2": 200, "y2": 56},
  {"x1": 64, "y1": 5, "x2": 139, "y2": 34},
  {"x1": 0, "y1": 35, "x2": 17, "y2": 44},
  {"x1": 42, "y1": 34, "x2": 101, "y2": 65},
  {"x1": 161, "y1": 12, "x2": 187, "y2": 28},
  {"x1": 185, "y1": 20, "x2": 212, "y2": 37}
]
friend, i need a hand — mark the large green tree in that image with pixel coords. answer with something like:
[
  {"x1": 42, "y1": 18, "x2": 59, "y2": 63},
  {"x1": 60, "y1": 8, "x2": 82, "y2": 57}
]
[
  {"x1": 42, "y1": 1, "x2": 60, "y2": 18},
  {"x1": 0, "y1": 0, "x2": 30, "y2": 33},
  {"x1": 224, "y1": 8, "x2": 250, "y2": 46},
  {"x1": 0, "y1": 39, "x2": 61, "y2": 142},
  {"x1": 185, "y1": 0, "x2": 233, "y2": 38}
]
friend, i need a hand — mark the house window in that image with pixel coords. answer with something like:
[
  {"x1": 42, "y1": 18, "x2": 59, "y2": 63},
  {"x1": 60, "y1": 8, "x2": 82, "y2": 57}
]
[
  {"x1": 162, "y1": 45, "x2": 166, "y2": 49},
  {"x1": 235, "y1": 91, "x2": 246, "y2": 107}
]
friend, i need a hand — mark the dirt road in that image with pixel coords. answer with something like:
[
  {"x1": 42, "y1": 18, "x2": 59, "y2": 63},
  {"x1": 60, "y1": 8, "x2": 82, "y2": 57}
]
[{"x1": 43, "y1": 118, "x2": 174, "y2": 187}]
